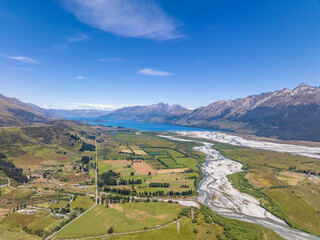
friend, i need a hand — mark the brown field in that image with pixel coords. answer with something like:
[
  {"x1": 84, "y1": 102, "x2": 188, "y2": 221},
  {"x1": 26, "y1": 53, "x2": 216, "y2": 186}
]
[
  {"x1": 14, "y1": 154, "x2": 46, "y2": 170},
  {"x1": 120, "y1": 149, "x2": 133, "y2": 154},
  {"x1": 277, "y1": 171, "x2": 319, "y2": 186},
  {"x1": 157, "y1": 168, "x2": 189, "y2": 174},
  {"x1": 245, "y1": 167, "x2": 278, "y2": 188},
  {"x1": 100, "y1": 160, "x2": 127, "y2": 164},
  {"x1": 133, "y1": 161, "x2": 155, "y2": 175}
]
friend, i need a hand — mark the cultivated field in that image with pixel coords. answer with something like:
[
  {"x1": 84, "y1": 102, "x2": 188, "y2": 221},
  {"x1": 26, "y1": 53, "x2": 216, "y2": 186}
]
[{"x1": 55, "y1": 202, "x2": 184, "y2": 238}]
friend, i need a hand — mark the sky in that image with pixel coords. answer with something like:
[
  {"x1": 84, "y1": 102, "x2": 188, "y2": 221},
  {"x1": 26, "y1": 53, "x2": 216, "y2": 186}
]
[{"x1": 1, "y1": 0, "x2": 320, "y2": 110}]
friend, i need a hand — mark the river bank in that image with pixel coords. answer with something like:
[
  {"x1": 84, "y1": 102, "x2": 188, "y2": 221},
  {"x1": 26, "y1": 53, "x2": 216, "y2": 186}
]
[{"x1": 159, "y1": 134, "x2": 320, "y2": 240}]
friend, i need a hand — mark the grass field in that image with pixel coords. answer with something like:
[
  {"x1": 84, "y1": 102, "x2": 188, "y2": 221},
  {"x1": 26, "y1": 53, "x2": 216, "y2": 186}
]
[
  {"x1": 0, "y1": 210, "x2": 59, "y2": 232},
  {"x1": 2, "y1": 187, "x2": 34, "y2": 199},
  {"x1": 0, "y1": 227, "x2": 40, "y2": 240},
  {"x1": 264, "y1": 188, "x2": 320, "y2": 235},
  {"x1": 175, "y1": 157, "x2": 198, "y2": 170},
  {"x1": 55, "y1": 202, "x2": 184, "y2": 238},
  {"x1": 105, "y1": 217, "x2": 224, "y2": 240},
  {"x1": 70, "y1": 196, "x2": 95, "y2": 210},
  {"x1": 98, "y1": 161, "x2": 137, "y2": 176},
  {"x1": 212, "y1": 141, "x2": 320, "y2": 236},
  {"x1": 57, "y1": 203, "x2": 283, "y2": 240},
  {"x1": 49, "y1": 200, "x2": 69, "y2": 209}
]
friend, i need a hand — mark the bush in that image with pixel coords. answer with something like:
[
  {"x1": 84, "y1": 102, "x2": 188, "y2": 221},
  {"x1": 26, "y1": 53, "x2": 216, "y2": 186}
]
[
  {"x1": 108, "y1": 227, "x2": 114, "y2": 234},
  {"x1": 194, "y1": 229, "x2": 198, "y2": 233}
]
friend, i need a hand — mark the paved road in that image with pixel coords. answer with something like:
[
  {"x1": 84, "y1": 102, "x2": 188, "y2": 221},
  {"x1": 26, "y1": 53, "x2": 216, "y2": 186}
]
[{"x1": 95, "y1": 138, "x2": 98, "y2": 204}]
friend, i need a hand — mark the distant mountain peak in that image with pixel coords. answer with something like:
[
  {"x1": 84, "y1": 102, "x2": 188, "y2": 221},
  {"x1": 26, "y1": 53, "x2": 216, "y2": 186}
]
[
  {"x1": 101, "y1": 102, "x2": 190, "y2": 121},
  {"x1": 293, "y1": 83, "x2": 318, "y2": 92}
]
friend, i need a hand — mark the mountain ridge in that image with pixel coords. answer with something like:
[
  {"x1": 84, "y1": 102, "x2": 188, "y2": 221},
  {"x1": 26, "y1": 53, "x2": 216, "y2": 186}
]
[
  {"x1": 102, "y1": 83, "x2": 320, "y2": 141},
  {"x1": 0, "y1": 94, "x2": 51, "y2": 127}
]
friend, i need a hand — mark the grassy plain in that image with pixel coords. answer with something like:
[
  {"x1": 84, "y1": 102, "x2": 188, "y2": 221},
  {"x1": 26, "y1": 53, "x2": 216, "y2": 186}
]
[
  {"x1": 55, "y1": 202, "x2": 183, "y2": 238},
  {"x1": 0, "y1": 210, "x2": 59, "y2": 232},
  {"x1": 106, "y1": 218, "x2": 224, "y2": 240},
  {"x1": 212, "y1": 141, "x2": 320, "y2": 236},
  {"x1": 70, "y1": 196, "x2": 95, "y2": 210}
]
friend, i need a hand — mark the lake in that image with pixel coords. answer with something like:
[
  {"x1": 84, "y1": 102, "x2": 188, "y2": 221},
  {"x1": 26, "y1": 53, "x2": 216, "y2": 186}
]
[{"x1": 71, "y1": 118, "x2": 210, "y2": 132}]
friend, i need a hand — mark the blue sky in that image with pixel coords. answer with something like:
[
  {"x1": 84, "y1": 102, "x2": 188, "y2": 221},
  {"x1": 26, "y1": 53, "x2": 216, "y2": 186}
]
[{"x1": 1, "y1": 0, "x2": 320, "y2": 110}]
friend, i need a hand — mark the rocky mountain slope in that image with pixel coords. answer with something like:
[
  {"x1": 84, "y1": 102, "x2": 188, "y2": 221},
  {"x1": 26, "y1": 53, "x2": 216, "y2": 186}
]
[
  {"x1": 165, "y1": 83, "x2": 320, "y2": 141},
  {"x1": 104, "y1": 84, "x2": 320, "y2": 141},
  {"x1": 0, "y1": 94, "x2": 52, "y2": 126}
]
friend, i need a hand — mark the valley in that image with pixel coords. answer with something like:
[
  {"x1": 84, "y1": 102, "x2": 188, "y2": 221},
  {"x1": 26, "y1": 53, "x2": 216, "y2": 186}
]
[{"x1": 0, "y1": 120, "x2": 299, "y2": 240}]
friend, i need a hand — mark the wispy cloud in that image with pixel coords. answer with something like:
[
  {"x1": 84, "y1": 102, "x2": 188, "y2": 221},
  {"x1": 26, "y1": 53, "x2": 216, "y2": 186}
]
[
  {"x1": 99, "y1": 57, "x2": 126, "y2": 63},
  {"x1": 51, "y1": 31, "x2": 90, "y2": 50},
  {"x1": 67, "y1": 32, "x2": 90, "y2": 43},
  {"x1": 12, "y1": 66, "x2": 34, "y2": 71},
  {"x1": 74, "y1": 75, "x2": 89, "y2": 80},
  {"x1": 7, "y1": 56, "x2": 38, "y2": 64},
  {"x1": 63, "y1": 0, "x2": 183, "y2": 41},
  {"x1": 42, "y1": 102, "x2": 142, "y2": 110},
  {"x1": 68, "y1": 103, "x2": 116, "y2": 110},
  {"x1": 137, "y1": 68, "x2": 174, "y2": 77}
]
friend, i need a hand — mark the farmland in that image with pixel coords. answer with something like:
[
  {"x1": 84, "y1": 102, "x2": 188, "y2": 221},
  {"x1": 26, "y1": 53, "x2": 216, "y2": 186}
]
[
  {"x1": 0, "y1": 122, "x2": 285, "y2": 239},
  {"x1": 55, "y1": 202, "x2": 184, "y2": 238},
  {"x1": 96, "y1": 132, "x2": 206, "y2": 198}
]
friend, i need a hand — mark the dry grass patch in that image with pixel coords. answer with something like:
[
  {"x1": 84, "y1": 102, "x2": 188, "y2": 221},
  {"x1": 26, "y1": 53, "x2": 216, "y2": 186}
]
[
  {"x1": 133, "y1": 149, "x2": 148, "y2": 155},
  {"x1": 245, "y1": 167, "x2": 278, "y2": 188},
  {"x1": 277, "y1": 171, "x2": 306, "y2": 186},
  {"x1": 120, "y1": 149, "x2": 132, "y2": 154},
  {"x1": 157, "y1": 168, "x2": 188, "y2": 174},
  {"x1": 133, "y1": 161, "x2": 155, "y2": 175}
]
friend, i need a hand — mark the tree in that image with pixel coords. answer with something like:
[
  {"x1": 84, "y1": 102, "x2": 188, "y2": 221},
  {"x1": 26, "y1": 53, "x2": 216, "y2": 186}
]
[
  {"x1": 108, "y1": 227, "x2": 114, "y2": 234},
  {"x1": 130, "y1": 172, "x2": 134, "y2": 176}
]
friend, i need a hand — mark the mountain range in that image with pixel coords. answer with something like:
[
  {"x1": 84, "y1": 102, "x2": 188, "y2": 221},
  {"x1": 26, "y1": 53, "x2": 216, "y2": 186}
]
[
  {"x1": 1, "y1": 83, "x2": 320, "y2": 141},
  {"x1": 101, "y1": 83, "x2": 320, "y2": 141}
]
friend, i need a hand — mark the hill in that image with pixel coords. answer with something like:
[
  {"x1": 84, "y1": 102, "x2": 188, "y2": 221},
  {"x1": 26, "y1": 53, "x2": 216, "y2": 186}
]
[{"x1": 0, "y1": 94, "x2": 52, "y2": 127}]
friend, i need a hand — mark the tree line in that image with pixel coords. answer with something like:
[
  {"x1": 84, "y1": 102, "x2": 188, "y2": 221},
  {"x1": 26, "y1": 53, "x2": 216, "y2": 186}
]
[{"x1": 0, "y1": 154, "x2": 27, "y2": 183}]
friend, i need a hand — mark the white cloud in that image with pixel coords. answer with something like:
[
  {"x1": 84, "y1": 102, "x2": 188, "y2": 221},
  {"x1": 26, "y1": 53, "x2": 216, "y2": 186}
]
[
  {"x1": 137, "y1": 68, "x2": 174, "y2": 76},
  {"x1": 74, "y1": 75, "x2": 89, "y2": 80},
  {"x1": 41, "y1": 102, "x2": 144, "y2": 110},
  {"x1": 99, "y1": 57, "x2": 126, "y2": 63},
  {"x1": 63, "y1": 0, "x2": 183, "y2": 41},
  {"x1": 68, "y1": 32, "x2": 90, "y2": 43},
  {"x1": 68, "y1": 103, "x2": 116, "y2": 110},
  {"x1": 7, "y1": 56, "x2": 38, "y2": 64}
]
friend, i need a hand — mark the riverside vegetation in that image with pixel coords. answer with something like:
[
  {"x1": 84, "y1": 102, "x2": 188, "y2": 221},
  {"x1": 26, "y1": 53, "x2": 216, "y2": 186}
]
[{"x1": 212, "y1": 142, "x2": 320, "y2": 237}]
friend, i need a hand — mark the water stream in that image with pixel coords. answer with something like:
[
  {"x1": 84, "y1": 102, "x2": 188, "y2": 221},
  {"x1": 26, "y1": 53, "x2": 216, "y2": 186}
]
[{"x1": 159, "y1": 134, "x2": 320, "y2": 240}]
